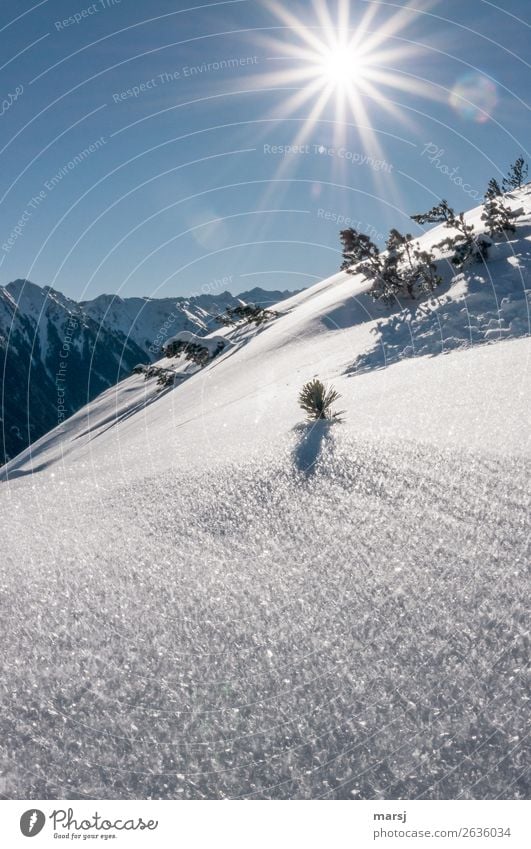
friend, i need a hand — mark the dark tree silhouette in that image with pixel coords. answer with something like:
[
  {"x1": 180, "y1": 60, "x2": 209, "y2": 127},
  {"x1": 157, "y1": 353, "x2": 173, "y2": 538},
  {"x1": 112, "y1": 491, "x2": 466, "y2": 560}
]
[
  {"x1": 502, "y1": 156, "x2": 528, "y2": 191},
  {"x1": 485, "y1": 177, "x2": 503, "y2": 200},
  {"x1": 481, "y1": 198, "x2": 516, "y2": 237}
]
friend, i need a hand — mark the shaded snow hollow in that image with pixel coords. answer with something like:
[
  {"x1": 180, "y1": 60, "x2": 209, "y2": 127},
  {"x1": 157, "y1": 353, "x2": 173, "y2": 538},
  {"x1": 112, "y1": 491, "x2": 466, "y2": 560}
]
[{"x1": 0, "y1": 189, "x2": 529, "y2": 800}]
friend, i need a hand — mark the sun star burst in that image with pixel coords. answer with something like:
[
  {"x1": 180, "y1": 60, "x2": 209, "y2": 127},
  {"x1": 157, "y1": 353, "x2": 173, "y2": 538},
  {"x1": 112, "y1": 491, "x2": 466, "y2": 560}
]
[{"x1": 255, "y1": 0, "x2": 435, "y2": 157}]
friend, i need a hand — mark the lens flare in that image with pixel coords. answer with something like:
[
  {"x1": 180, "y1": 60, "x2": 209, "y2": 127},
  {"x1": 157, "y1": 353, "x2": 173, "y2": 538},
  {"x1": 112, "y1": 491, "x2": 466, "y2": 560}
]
[{"x1": 449, "y1": 73, "x2": 498, "y2": 123}]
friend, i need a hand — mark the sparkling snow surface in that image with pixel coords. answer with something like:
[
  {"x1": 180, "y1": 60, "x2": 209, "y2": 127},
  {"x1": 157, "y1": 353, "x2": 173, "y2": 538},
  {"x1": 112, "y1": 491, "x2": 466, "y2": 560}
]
[{"x1": 1, "y1": 195, "x2": 530, "y2": 799}]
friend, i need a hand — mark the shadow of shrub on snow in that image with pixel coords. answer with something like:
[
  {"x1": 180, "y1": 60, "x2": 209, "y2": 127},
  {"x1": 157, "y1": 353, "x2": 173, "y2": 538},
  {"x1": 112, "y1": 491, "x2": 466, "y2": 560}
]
[{"x1": 292, "y1": 420, "x2": 335, "y2": 477}]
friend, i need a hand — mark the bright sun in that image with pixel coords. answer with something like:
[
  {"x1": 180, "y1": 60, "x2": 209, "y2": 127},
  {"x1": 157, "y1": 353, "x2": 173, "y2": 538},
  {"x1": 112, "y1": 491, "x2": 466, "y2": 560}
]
[
  {"x1": 320, "y1": 44, "x2": 368, "y2": 87},
  {"x1": 255, "y1": 0, "x2": 426, "y2": 154}
]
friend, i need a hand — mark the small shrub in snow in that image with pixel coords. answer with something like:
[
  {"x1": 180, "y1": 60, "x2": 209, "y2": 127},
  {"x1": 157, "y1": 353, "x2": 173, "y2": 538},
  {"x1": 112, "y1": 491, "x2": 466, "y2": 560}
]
[
  {"x1": 139, "y1": 365, "x2": 177, "y2": 387},
  {"x1": 164, "y1": 338, "x2": 224, "y2": 366},
  {"x1": 340, "y1": 228, "x2": 394, "y2": 298},
  {"x1": 445, "y1": 231, "x2": 490, "y2": 266},
  {"x1": 411, "y1": 245, "x2": 442, "y2": 294},
  {"x1": 380, "y1": 229, "x2": 441, "y2": 301},
  {"x1": 485, "y1": 177, "x2": 503, "y2": 199},
  {"x1": 215, "y1": 304, "x2": 278, "y2": 327},
  {"x1": 156, "y1": 370, "x2": 177, "y2": 387},
  {"x1": 411, "y1": 200, "x2": 490, "y2": 267},
  {"x1": 340, "y1": 228, "x2": 381, "y2": 276},
  {"x1": 298, "y1": 379, "x2": 344, "y2": 422},
  {"x1": 340, "y1": 227, "x2": 441, "y2": 302},
  {"x1": 502, "y1": 156, "x2": 528, "y2": 191},
  {"x1": 165, "y1": 340, "x2": 210, "y2": 366},
  {"x1": 368, "y1": 256, "x2": 401, "y2": 303},
  {"x1": 481, "y1": 197, "x2": 516, "y2": 237},
  {"x1": 411, "y1": 199, "x2": 456, "y2": 228}
]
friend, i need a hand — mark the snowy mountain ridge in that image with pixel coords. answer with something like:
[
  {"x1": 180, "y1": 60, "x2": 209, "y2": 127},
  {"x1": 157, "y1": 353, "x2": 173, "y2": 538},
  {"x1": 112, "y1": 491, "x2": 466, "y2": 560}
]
[{"x1": 0, "y1": 280, "x2": 296, "y2": 464}]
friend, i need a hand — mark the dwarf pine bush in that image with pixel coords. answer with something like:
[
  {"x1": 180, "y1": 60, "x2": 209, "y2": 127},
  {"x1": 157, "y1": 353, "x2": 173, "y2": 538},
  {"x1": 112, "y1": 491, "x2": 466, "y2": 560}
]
[
  {"x1": 481, "y1": 197, "x2": 516, "y2": 237},
  {"x1": 215, "y1": 304, "x2": 278, "y2": 327},
  {"x1": 164, "y1": 339, "x2": 221, "y2": 366},
  {"x1": 340, "y1": 227, "x2": 381, "y2": 274},
  {"x1": 502, "y1": 156, "x2": 528, "y2": 191},
  {"x1": 340, "y1": 225, "x2": 441, "y2": 302},
  {"x1": 298, "y1": 379, "x2": 344, "y2": 421},
  {"x1": 411, "y1": 200, "x2": 490, "y2": 266},
  {"x1": 485, "y1": 177, "x2": 503, "y2": 199}
]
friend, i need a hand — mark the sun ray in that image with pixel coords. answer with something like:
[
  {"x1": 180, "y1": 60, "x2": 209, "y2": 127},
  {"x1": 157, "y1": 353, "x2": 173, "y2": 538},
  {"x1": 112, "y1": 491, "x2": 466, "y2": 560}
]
[
  {"x1": 357, "y1": 0, "x2": 436, "y2": 56},
  {"x1": 253, "y1": 0, "x2": 433, "y2": 154},
  {"x1": 255, "y1": 84, "x2": 335, "y2": 214},
  {"x1": 312, "y1": 0, "x2": 341, "y2": 49},
  {"x1": 263, "y1": 0, "x2": 330, "y2": 56},
  {"x1": 243, "y1": 0, "x2": 441, "y2": 237}
]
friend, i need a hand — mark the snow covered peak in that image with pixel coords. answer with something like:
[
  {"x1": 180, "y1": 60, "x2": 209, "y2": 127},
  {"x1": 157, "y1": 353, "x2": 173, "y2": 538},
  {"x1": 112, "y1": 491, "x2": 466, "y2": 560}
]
[{"x1": 4, "y1": 278, "x2": 48, "y2": 308}]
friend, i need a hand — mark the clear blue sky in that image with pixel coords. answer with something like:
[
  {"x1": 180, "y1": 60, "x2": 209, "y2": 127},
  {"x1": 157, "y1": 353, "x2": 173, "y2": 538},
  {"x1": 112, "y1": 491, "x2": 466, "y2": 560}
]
[{"x1": 0, "y1": 0, "x2": 529, "y2": 300}]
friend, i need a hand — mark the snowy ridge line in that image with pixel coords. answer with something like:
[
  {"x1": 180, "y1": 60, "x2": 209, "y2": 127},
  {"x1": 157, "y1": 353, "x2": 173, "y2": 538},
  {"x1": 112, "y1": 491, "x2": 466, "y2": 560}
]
[{"x1": 0, "y1": 280, "x2": 299, "y2": 465}]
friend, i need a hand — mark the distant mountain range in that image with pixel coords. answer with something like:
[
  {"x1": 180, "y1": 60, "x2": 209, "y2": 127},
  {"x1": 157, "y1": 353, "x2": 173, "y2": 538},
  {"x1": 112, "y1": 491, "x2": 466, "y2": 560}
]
[{"x1": 0, "y1": 280, "x2": 297, "y2": 465}]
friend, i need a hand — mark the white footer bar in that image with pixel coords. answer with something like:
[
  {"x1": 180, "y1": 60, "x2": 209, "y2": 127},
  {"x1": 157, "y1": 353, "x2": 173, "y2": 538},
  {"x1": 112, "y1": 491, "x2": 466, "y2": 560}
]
[{"x1": 1, "y1": 799, "x2": 528, "y2": 848}]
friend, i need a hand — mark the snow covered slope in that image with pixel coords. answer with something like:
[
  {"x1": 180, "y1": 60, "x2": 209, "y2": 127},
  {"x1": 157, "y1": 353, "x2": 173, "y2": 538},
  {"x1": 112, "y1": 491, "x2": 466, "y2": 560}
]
[
  {"x1": 0, "y1": 281, "x2": 297, "y2": 464},
  {"x1": 0, "y1": 190, "x2": 529, "y2": 800},
  {"x1": 80, "y1": 286, "x2": 294, "y2": 357}
]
